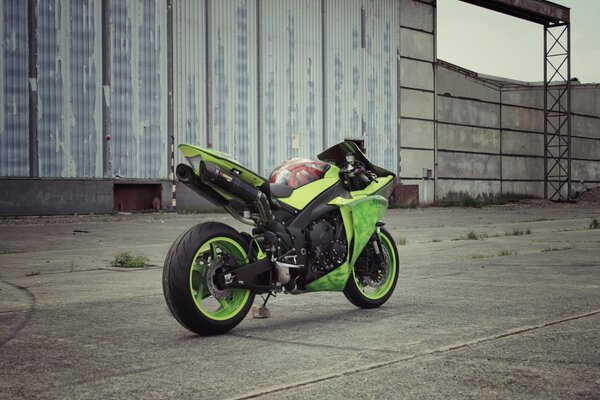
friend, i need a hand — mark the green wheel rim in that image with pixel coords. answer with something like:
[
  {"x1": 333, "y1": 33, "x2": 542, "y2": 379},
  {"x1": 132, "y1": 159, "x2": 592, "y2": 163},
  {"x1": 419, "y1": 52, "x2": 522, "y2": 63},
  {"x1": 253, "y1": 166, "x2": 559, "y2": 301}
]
[
  {"x1": 189, "y1": 237, "x2": 251, "y2": 321},
  {"x1": 353, "y1": 232, "x2": 397, "y2": 300}
]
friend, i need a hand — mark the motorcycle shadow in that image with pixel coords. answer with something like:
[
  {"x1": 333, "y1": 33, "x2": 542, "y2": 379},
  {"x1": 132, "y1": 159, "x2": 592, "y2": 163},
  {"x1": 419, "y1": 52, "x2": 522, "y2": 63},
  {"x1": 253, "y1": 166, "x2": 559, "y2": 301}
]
[{"x1": 232, "y1": 303, "x2": 402, "y2": 336}]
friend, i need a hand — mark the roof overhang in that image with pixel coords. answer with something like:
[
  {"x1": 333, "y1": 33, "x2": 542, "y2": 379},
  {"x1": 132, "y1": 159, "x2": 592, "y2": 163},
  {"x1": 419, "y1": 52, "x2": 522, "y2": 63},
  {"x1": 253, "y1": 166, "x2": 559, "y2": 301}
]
[{"x1": 459, "y1": 0, "x2": 570, "y2": 25}]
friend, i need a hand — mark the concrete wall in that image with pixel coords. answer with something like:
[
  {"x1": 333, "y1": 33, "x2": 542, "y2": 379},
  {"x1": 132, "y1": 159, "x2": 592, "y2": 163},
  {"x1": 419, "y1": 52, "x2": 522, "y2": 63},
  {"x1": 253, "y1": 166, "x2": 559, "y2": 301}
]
[
  {"x1": 434, "y1": 61, "x2": 600, "y2": 201},
  {"x1": 2, "y1": 0, "x2": 427, "y2": 215},
  {"x1": 398, "y1": 0, "x2": 436, "y2": 203},
  {"x1": 0, "y1": 179, "x2": 114, "y2": 216}
]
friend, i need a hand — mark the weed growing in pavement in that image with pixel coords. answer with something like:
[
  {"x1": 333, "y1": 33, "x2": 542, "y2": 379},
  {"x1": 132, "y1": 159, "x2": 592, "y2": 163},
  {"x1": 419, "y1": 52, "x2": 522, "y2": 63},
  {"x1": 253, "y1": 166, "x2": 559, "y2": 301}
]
[
  {"x1": 110, "y1": 252, "x2": 150, "y2": 268},
  {"x1": 0, "y1": 249, "x2": 25, "y2": 255},
  {"x1": 470, "y1": 254, "x2": 490, "y2": 259},
  {"x1": 542, "y1": 247, "x2": 573, "y2": 252},
  {"x1": 506, "y1": 227, "x2": 532, "y2": 236},
  {"x1": 466, "y1": 230, "x2": 479, "y2": 240},
  {"x1": 26, "y1": 271, "x2": 40, "y2": 277},
  {"x1": 498, "y1": 249, "x2": 517, "y2": 257},
  {"x1": 431, "y1": 239, "x2": 442, "y2": 243},
  {"x1": 397, "y1": 237, "x2": 407, "y2": 246},
  {"x1": 590, "y1": 218, "x2": 600, "y2": 229},
  {"x1": 436, "y1": 194, "x2": 482, "y2": 208}
]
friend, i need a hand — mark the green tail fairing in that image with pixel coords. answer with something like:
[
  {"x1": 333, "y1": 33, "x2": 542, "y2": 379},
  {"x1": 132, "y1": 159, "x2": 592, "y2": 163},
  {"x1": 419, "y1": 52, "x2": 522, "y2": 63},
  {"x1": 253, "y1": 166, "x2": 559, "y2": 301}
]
[
  {"x1": 305, "y1": 195, "x2": 388, "y2": 291},
  {"x1": 179, "y1": 144, "x2": 267, "y2": 187}
]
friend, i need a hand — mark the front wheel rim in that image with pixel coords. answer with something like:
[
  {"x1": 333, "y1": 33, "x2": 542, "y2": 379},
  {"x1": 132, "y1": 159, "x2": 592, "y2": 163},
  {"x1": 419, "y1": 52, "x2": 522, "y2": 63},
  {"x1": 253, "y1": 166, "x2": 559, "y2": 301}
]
[
  {"x1": 353, "y1": 233, "x2": 397, "y2": 300},
  {"x1": 189, "y1": 237, "x2": 251, "y2": 321}
]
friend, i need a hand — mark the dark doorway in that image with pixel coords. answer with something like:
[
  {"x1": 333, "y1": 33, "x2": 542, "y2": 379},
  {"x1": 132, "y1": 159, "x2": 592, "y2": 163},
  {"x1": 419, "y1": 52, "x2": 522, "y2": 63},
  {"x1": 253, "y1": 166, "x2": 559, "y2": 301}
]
[{"x1": 113, "y1": 184, "x2": 162, "y2": 212}]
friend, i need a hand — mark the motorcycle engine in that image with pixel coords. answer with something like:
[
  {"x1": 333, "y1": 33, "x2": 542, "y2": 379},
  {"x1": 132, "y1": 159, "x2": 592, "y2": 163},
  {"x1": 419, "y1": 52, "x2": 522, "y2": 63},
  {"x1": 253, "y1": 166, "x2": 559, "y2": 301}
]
[{"x1": 307, "y1": 214, "x2": 347, "y2": 273}]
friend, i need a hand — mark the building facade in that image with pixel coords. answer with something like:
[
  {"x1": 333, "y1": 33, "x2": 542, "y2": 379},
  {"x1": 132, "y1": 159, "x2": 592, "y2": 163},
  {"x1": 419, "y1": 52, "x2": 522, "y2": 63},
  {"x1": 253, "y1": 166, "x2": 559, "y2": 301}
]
[{"x1": 0, "y1": 0, "x2": 598, "y2": 215}]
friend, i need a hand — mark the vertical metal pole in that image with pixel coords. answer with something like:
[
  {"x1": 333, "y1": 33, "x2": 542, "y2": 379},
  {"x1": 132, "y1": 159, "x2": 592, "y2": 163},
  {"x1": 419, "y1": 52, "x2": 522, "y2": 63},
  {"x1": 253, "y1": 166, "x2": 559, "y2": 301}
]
[
  {"x1": 205, "y1": 0, "x2": 212, "y2": 148},
  {"x1": 101, "y1": 0, "x2": 112, "y2": 178},
  {"x1": 543, "y1": 25, "x2": 548, "y2": 200},
  {"x1": 432, "y1": 0, "x2": 438, "y2": 201},
  {"x1": 396, "y1": 49, "x2": 401, "y2": 177},
  {"x1": 567, "y1": 22, "x2": 572, "y2": 200},
  {"x1": 167, "y1": 0, "x2": 175, "y2": 209},
  {"x1": 257, "y1": 0, "x2": 263, "y2": 174},
  {"x1": 27, "y1": 0, "x2": 39, "y2": 177},
  {"x1": 321, "y1": 0, "x2": 327, "y2": 152},
  {"x1": 499, "y1": 90, "x2": 503, "y2": 196}
]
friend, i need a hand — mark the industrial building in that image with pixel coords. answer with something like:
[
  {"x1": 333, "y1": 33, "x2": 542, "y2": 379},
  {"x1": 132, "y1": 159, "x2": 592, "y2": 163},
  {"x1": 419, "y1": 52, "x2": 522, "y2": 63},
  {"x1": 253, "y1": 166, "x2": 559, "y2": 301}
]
[{"x1": 1, "y1": 0, "x2": 598, "y2": 215}]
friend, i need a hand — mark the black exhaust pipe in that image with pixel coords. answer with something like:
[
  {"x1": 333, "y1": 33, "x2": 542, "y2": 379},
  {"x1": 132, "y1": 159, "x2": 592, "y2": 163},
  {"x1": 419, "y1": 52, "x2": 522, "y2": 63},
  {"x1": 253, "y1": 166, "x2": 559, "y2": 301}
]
[
  {"x1": 177, "y1": 161, "x2": 273, "y2": 224},
  {"x1": 175, "y1": 164, "x2": 229, "y2": 207},
  {"x1": 198, "y1": 161, "x2": 273, "y2": 224},
  {"x1": 199, "y1": 162, "x2": 261, "y2": 204}
]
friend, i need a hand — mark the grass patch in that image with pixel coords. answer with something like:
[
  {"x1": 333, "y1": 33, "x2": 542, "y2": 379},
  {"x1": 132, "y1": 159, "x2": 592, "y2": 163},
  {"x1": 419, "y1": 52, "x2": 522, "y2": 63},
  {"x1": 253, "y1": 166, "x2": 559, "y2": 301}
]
[
  {"x1": 522, "y1": 218, "x2": 555, "y2": 223},
  {"x1": 435, "y1": 194, "x2": 482, "y2": 208},
  {"x1": 430, "y1": 239, "x2": 442, "y2": 243},
  {"x1": 541, "y1": 246, "x2": 574, "y2": 252},
  {"x1": 465, "y1": 230, "x2": 488, "y2": 240},
  {"x1": 397, "y1": 237, "x2": 408, "y2": 246},
  {"x1": 590, "y1": 218, "x2": 600, "y2": 229},
  {"x1": 470, "y1": 254, "x2": 490, "y2": 259},
  {"x1": 26, "y1": 271, "x2": 40, "y2": 277},
  {"x1": 506, "y1": 227, "x2": 532, "y2": 236},
  {"x1": 498, "y1": 249, "x2": 517, "y2": 257},
  {"x1": 110, "y1": 252, "x2": 150, "y2": 268},
  {"x1": 0, "y1": 249, "x2": 25, "y2": 255}
]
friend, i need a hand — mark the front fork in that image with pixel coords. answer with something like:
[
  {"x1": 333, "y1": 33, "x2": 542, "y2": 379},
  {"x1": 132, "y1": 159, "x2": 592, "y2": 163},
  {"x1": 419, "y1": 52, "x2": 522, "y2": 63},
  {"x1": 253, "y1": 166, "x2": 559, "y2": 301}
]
[{"x1": 367, "y1": 229, "x2": 385, "y2": 272}]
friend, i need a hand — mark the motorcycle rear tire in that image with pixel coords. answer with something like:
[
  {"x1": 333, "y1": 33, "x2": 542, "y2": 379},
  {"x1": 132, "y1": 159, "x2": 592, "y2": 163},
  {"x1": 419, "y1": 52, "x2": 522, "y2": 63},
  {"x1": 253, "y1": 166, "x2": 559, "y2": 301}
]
[{"x1": 162, "y1": 222, "x2": 255, "y2": 335}]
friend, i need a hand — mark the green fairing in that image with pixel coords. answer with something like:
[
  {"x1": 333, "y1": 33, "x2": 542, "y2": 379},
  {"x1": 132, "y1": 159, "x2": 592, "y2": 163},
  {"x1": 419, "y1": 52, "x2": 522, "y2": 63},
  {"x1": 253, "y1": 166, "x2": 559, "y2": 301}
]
[
  {"x1": 305, "y1": 195, "x2": 388, "y2": 291},
  {"x1": 277, "y1": 165, "x2": 341, "y2": 210},
  {"x1": 179, "y1": 144, "x2": 267, "y2": 187}
]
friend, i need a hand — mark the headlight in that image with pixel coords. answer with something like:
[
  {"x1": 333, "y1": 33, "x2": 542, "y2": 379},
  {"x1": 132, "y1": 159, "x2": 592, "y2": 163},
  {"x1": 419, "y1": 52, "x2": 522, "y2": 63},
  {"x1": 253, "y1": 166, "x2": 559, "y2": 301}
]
[{"x1": 185, "y1": 155, "x2": 202, "y2": 173}]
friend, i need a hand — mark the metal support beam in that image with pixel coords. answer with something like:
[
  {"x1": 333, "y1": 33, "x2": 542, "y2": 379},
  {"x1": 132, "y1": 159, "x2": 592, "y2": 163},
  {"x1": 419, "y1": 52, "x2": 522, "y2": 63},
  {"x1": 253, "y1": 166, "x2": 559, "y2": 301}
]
[
  {"x1": 543, "y1": 22, "x2": 571, "y2": 201},
  {"x1": 101, "y1": 0, "x2": 112, "y2": 178},
  {"x1": 27, "y1": 0, "x2": 38, "y2": 177},
  {"x1": 167, "y1": 0, "x2": 175, "y2": 209}
]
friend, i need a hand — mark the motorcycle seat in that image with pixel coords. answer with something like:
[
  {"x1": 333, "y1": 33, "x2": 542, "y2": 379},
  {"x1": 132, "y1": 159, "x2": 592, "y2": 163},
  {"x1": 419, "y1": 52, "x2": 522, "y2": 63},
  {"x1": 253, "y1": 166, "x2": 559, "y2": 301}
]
[{"x1": 270, "y1": 183, "x2": 293, "y2": 198}]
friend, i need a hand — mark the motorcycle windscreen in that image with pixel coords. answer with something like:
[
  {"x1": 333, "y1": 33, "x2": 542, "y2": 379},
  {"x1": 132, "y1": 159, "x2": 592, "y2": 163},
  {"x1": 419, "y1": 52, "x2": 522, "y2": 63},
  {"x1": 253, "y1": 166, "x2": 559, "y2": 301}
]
[{"x1": 317, "y1": 141, "x2": 395, "y2": 179}]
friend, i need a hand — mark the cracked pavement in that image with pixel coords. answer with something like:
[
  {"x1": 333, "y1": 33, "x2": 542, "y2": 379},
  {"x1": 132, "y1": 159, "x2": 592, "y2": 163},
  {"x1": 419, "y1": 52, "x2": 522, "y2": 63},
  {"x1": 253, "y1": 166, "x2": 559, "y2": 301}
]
[{"x1": 1, "y1": 204, "x2": 599, "y2": 399}]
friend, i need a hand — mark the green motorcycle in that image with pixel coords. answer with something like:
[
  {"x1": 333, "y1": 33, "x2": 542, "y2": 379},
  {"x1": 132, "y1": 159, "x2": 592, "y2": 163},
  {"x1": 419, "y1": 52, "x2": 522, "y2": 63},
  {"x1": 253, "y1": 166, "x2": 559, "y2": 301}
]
[{"x1": 163, "y1": 140, "x2": 399, "y2": 335}]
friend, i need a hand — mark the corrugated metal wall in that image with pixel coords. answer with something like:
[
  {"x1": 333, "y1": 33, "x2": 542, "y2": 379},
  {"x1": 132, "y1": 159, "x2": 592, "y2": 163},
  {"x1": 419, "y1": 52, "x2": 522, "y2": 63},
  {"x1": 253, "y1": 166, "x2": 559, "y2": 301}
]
[
  {"x1": 1, "y1": 0, "x2": 29, "y2": 177},
  {"x1": 260, "y1": 0, "x2": 323, "y2": 175},
  {"x1": 208, "y1": 0, "x2": 259, "y2": 172},
  {"x1": 324, "y1": 1, "x2": 363, "y2": 146},
  {"x1": 1, "y1": 0, "x2": 403, "y2": 180},
  {"x1": 37, "y1": 0, "x2": 102, "y2": 178},
  {"x1": 111, "y1": 0, "x2": 167, "y2": 179},
  {"x1": 363, "y1": 0, "x2": 399, "y2": 173},
  {"x1": 324, "y1": 0, "x2": 399, "y2": 173},
  {"x1": 173, "y1": 0, "x2": 206, "y2": 168}
]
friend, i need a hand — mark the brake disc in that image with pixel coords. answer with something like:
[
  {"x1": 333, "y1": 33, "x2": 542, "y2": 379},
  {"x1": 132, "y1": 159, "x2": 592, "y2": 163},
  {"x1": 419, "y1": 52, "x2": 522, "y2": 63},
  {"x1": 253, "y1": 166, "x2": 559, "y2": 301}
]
[
  {"x1": 364, "y1": 247, "x2": 391, "y2": 288},
  {"x1": 205, "y1": 257, "x2": 233, "y2": 300}
]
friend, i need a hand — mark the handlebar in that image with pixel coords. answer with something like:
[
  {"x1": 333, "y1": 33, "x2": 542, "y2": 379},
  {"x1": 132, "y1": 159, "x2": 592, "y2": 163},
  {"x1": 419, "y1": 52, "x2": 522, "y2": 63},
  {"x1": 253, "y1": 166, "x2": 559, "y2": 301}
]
[{"x1": 340, "y1": 161, "x2": 378, "y2": 191}]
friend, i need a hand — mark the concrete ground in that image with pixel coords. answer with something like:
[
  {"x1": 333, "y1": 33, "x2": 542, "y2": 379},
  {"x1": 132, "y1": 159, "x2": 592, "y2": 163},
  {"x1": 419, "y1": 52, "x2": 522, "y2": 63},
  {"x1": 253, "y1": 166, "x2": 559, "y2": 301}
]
[{"x1": 0, "y1": 203, "x2": 599, "y2": 399}]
